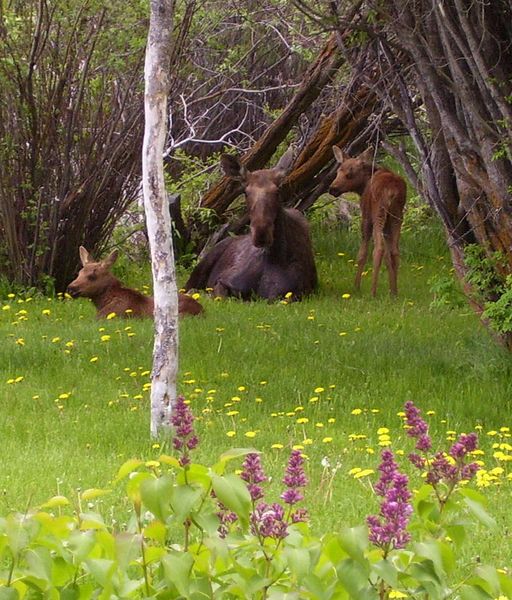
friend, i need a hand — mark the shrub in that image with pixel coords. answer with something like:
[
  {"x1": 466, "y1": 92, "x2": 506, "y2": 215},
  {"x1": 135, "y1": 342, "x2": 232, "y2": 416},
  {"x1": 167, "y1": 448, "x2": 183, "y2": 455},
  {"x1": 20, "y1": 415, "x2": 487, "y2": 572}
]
[{"x1": 0, "y1": 400, "x2": 511, "y2": 598}]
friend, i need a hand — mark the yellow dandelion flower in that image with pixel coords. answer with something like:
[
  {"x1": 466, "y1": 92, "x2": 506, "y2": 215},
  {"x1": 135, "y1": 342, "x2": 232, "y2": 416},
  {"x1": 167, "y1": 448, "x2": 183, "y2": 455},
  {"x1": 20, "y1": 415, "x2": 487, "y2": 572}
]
[
  {"x1": 145, "y1": 460, "x2": 160, "y2": 468},
  {"x1": 58, "y1": 393, "x2": 70, "y2": 400},
  {"x1": 342, "y1": 293, "x2": 351, "y2": 299},
  {"x1": 226, "y1": 410, "x2": 239, "y2": 416},
  {"x1": 309, "y1": 396, "x2": 319, "y2": 403},
  {"x1": 51, "y1": 337, "x2": 61, "y2": 343},
  {"x1": 245, "y1": 431, "x2": 257, "y2": 438},
  {"x1": 351, "y1": 408, "x2": 362, "y2": 415},
  {"x1": 192, "y1": 293, "x2": 201, "y2": 300},
  {"x1": 314, "y1": 387, "x2": 325, "y2": 393},
  {"x1": 339, "y1": 331, "x2": 347, "y2": 336},
  {"x1": 226, "y1": 431, "x2": 236, "y2": 437},
  {"x1": 285, "y1": 291, "x2": 293, "y2": 299},
  {"x1": 377, "y1": 427, "x2": 389, "y2": 435},
  {"x1": 271, "y1": 443, "x2": 284, "y2": 449},
  {"x1": 100, "y1": 335, "x2": 111, "y2": 342},
  {"x1": 106, "y1": 312, "x2": 117, "y2": 319},
  {"x1": 316, "y1": 422, "x2": 324, "y2": 428},
  {"x1": 152, "y1": 443, "x2": 160, "y2": 449},
  {"x1": 303, "y1": 439, "x2": 313, "y2": 445},
  {"x1": 90, "y1": 356, "x2": 99, "y2": 363},
  {"x1": 328, "y1": 418, "x2": 336, "y2": 423},
  {"x1": 15, "y1": 338, "x2": 25, "y2": 346},
  {"x1": 322, "y1": 437, "x2": 333, "y2": 443},
  {"x1": 296, "y1": 417, "x2": 309, "y2": 424},
  {"x1": 354, "y1": 469, "x2": 375, "y2": 479}
]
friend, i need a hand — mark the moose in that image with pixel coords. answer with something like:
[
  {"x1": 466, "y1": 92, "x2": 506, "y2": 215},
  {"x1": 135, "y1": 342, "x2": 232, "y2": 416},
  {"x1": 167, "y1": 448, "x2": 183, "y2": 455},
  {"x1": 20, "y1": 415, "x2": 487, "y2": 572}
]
[
  {"x1": 67, "y1": 246, "x2": 203, "y2": 318},
  {"x1": 185, "y1": 147, "x2": 317, "y2": 300},
  {"x1": 329, "y1": 146, "x2": 407, "y2": 297}
]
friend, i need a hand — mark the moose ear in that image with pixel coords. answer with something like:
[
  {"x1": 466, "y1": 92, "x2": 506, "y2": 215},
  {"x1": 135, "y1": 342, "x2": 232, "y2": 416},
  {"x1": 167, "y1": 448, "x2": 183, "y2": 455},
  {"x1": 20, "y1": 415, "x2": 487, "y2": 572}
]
[
  {"x1": 273, "y1": 146, "x2": 294, "y2": 178},
  {"x1": 220, "y1": 154, "x2": 248, "y2": 183},
  {"x1": 79, "y1": 246, "x2": 92, "y2": 266},
  {"x1": 332, "y1": 145, "x2": 345, "y2": 164},
  {"x1": 357, "y1": 147, "x2": 374, "y2": 163},
  {"x1": 102, "y1": 249, "x2": 119, "y2": 268}
]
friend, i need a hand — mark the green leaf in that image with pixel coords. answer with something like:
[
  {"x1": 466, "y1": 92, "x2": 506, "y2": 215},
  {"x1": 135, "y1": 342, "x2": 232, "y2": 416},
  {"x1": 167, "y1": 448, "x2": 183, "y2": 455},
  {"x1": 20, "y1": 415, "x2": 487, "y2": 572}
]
[
  {"x1": 0, "y1": 589, "x2": 18, "y2": 600},
  {"x1": 337, "y1": 526, "x2": 369, "y2": 565},
  {"x1": 81, "y1": 488, "x2": 111, "y2": 501},
  {"x1": 371, "y1": 558, "x2": 398, "y2": 588},
  {"x1": 158, "y1": 454, "x2": 181, "y2": 468},
  {"x1": 213, "y1": 447, "x2": 257, "y2": 474},
  {"x1": 140, "y1": 474, "x2": 174, "y2": 521},
  {"x1": 79, "y1": 511, "x2": 107, "y2": 530},
  {"x1": 445, "y1": 523, "x2": 466, "y2": 547},
  {"x1": 284, "y1": 547, "x2": 310, "y2": 582},
  {"x1": 115, "y1": 458, "x2": 143, "y2": 482},
  {"x1": 462, "y1": 497, "x2": 497, "y2": 530},
  {"x1": 211, "y1": 473, "x2": 251, "y2": 529},
  {"x1": 171, "y1": 485, "x2": 204, "y2": 524},
  {"x1": 161, "y1": 552, "x2": 194, "y2": 597},
  {"x1": 85, "y1": 558, "x2": 116, "y2": 587},
  {"x1": 68, "y1": 530, "x2": 96, "y2": 561},
  {"x1": 459, "y1": 584, "x2": 494, "y2": 600},
  {"x1": 40, "y1": 495, "x2": 70, "y2": 509},
  {"x1": 336, "y1": 558, "x2": 375, "y2": 599}
]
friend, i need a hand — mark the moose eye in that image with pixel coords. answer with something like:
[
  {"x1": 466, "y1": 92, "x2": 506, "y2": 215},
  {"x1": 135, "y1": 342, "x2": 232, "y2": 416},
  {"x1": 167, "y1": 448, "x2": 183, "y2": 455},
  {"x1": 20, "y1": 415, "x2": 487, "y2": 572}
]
[{"x1": 87, "y1": 273, "x2": 97, "y2": 281}]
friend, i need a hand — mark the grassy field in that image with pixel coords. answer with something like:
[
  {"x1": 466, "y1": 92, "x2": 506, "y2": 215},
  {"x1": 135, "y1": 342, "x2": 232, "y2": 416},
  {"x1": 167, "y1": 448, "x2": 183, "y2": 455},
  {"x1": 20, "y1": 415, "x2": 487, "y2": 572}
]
[{"x1": 1, "y1": 217, "x2": 512, "y2": 568}]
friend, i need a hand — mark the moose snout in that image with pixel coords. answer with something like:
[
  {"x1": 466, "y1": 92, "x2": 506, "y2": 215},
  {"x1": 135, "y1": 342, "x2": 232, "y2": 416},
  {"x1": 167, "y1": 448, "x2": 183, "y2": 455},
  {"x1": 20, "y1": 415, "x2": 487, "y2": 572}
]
[
  {"x1": 66, "y1": 284, "x2": 80, "y2": 297},
  {"x1": 328, "y1": 184, "x2": 341, "y2": 197}
]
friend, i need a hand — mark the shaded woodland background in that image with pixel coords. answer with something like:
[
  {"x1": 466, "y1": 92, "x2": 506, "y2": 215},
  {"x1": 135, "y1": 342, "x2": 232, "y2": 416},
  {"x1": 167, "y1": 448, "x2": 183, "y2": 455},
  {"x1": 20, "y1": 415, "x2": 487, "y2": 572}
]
[{"x1": 1, "y1": 0, "x2": 512, "y2": 347}]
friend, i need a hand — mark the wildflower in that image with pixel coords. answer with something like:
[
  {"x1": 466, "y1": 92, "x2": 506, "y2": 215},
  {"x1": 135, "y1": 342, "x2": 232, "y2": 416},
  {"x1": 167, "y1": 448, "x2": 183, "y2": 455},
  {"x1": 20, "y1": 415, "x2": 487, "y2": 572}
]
[
  {"x1": 367, "y1": 449, "x2": 412, "y2": 554},
  {"x1": 251, "y1": 502, "x2": 288, "y2": 539},
  {"x1": 404, "y1": 400, "x2": 432, "y2": 452},
  {"x1": 170, "y1": 396, "x2": 199, "y2": 466},
  {"x1": 342, "y1": 293, "x2": 351, "y2": 299},
  {"x1": 281, "y1": 449, "x2": 308, "y2": 506},
  {"x1": 241, "y1": 453, "x2": 267, "y2": 501}
]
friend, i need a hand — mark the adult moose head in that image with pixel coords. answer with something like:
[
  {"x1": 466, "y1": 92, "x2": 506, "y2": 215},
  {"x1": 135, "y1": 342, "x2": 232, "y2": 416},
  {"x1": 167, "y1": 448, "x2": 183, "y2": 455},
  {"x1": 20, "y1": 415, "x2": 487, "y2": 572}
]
[
  {"x1": 67, "y1": 246, "x2": 203, "y2": 318},
  {"x1": 329, "y1": 146, "x2": 407, "y2": 297},
  {"x1": 185, "y1": 147, "x2": 317, "y2": 300}
]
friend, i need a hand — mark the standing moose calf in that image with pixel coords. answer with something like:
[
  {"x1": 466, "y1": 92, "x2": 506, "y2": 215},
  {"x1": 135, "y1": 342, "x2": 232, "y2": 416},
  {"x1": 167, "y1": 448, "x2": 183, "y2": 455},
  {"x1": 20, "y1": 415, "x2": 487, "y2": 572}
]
[
  {"x1": 329, "y1": 147, "x2": 407, "y2": 297},
  {"x1": 67, "y1": 246, "x2": 203, "y2": 318}
]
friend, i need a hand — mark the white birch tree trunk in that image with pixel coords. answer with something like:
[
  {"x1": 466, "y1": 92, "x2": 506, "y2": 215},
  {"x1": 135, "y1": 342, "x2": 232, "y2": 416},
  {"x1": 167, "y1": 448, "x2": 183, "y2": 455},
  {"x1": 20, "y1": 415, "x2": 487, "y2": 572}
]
[{"x1": 142, "y1": 0, "x2": 177, "y2": 437}]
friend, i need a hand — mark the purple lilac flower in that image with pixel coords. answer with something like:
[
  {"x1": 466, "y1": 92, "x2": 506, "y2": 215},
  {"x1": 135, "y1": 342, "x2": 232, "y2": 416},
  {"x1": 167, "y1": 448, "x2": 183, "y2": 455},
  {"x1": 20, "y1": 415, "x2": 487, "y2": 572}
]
[
  {"x1": 404, "y1": 401, "x2": 432, "y2": 452},
  {"x1": 251, "y1": 502, "x2": 288, "y2": 539},
  {"x1": 170, "y1": 396, "x2": 198, "y2": 466},
  {"x1": 216, "y1": 499, "x2": 238, "y2": 539},
  {"x1": 367, "y1": 450, "x2": 412, "y2": 553},
  {"x1": 281, "y1": 450, "x2": 308, "y2": 506},
  {"x1": 241, "y1": 453, "x2": 267, "y2": 501}
]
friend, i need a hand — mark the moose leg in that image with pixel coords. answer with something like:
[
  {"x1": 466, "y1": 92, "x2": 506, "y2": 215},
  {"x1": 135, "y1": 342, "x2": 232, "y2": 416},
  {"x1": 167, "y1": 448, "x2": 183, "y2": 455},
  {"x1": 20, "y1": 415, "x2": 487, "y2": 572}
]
[
  {"x1": 371, "y1": 226, "x2": 386, "y2": 297},
  {"x1": 355, "y1": 220, "x2": 372, "y2": 292}
]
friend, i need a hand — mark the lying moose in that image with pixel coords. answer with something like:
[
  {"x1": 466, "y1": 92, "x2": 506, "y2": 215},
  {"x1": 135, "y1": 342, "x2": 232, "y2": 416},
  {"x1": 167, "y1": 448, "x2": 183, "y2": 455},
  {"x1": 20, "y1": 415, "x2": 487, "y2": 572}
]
[
  {"x1": 67, "y1": 246, "x2": 203, "y2": 318},
  {"x1": 185, "y1": 147, "x2": 317, "y2": 300}
]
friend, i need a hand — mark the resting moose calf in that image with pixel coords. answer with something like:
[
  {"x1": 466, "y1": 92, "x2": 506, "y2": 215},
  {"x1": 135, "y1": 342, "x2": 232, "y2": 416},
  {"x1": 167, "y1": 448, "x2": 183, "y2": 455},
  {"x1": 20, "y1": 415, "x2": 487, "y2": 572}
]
[
  {"x1": 185, "y1": 147, "x2": 317, "y2": 300},
  {"x1": 67, "y1": 246, "x2": 203, "y2": 318},
  {"x1": 329, "y1": 146, "x2": 407, "y2": 297}
]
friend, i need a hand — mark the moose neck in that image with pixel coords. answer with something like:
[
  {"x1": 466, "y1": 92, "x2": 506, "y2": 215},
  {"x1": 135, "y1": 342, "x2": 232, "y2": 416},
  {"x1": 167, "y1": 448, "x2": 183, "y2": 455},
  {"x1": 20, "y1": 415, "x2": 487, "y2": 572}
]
[
  {"x1": 265, "y1": 204, "x2": 290, "y2": 261},
  {"x1": 89, "y1": 276, "x2": 122, "y2": 309}
]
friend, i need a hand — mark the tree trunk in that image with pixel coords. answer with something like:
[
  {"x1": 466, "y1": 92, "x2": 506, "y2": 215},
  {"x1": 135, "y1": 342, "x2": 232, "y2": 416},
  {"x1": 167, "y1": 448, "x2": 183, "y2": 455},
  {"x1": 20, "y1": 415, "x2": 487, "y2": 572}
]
[{"x1": 143, "y1": 0, "x2": 178, "y2": 437}]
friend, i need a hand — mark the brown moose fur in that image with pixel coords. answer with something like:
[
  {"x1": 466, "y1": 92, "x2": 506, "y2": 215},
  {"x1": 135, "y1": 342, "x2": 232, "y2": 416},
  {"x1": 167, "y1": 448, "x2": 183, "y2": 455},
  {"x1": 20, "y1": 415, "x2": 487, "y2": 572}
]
[
  {"x1": 67, "y1": 246, "x2": 203, "y2": 318},
  {"x1": 185, "y1": 148, "x2": 317, "y2": 300},
  {"x1": 329, "y1": 146, "x2": 407, "y2": 296}
]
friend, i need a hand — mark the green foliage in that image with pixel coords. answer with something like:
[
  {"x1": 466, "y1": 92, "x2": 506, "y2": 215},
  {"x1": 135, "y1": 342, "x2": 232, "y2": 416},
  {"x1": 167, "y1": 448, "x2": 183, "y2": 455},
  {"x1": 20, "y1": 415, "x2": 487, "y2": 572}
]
[
  {"x1": 464, "y1": 245, "x2": 512, "y2": 335},
  {"x1": 428, "y1": 273, "x2": 465, "y2": 309},
  {"x1": 0, "y1": 422, "x2": 511, "y2": 598}
]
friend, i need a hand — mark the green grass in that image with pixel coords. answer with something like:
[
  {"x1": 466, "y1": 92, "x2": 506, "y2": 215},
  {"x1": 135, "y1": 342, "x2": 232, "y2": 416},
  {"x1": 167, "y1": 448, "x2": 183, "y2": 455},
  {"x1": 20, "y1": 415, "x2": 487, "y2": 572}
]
[{"x1": 1, "y1": 219, "x2": 512, "y2": 566}]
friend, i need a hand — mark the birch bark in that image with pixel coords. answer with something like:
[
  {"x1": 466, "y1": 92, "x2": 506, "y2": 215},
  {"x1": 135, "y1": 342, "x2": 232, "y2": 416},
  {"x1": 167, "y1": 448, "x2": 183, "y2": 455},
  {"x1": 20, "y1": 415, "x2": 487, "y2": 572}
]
[{"x1": 142, "y1": 0, "x2": 177, "y2": 437}]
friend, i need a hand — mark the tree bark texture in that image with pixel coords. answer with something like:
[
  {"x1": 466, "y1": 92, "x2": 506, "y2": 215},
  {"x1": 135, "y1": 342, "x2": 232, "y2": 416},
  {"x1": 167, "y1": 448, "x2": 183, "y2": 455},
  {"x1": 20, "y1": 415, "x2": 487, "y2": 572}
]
[{"x1": 143, "y1": 0, "x2": 178, "y2": 437}]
